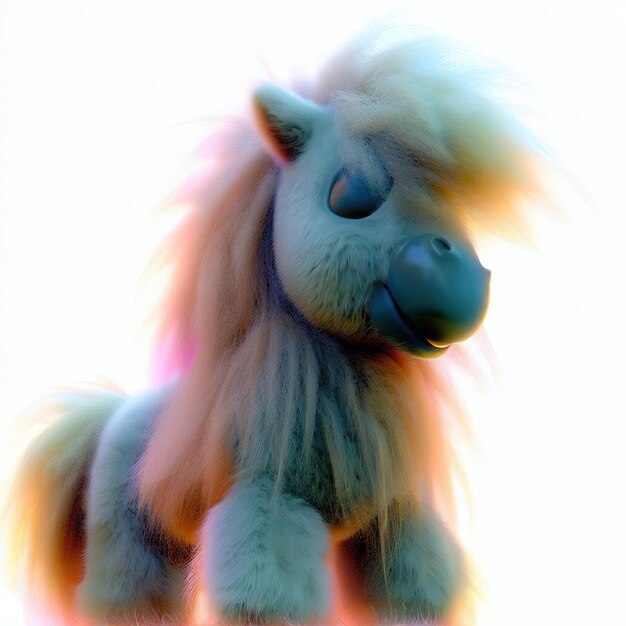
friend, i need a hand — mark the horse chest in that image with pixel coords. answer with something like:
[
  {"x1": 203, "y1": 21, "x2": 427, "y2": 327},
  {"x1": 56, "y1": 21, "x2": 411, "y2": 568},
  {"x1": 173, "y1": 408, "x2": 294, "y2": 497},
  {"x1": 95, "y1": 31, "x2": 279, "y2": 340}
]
[{"x1": 282, "y1": 402, "x2": 379, "y2": 525}]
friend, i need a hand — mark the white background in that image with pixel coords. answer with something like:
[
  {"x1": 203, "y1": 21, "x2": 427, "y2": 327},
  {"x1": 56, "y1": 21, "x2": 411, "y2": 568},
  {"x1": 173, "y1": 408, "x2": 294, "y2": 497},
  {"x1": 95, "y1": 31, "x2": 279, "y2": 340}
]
[{"x1": 1, "y1": 2, "x2": 625, "y2": 625}]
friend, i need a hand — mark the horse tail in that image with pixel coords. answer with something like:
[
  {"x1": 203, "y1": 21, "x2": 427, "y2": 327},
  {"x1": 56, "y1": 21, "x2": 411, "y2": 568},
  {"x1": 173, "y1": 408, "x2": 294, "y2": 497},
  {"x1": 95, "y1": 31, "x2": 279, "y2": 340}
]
[{"x1": 2, "y1": 387, "x2": 126, "y2": 616}]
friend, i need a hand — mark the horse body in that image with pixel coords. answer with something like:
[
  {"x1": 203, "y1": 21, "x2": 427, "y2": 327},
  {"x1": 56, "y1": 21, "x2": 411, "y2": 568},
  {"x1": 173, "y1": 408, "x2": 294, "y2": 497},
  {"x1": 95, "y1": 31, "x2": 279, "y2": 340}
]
[
  {"x1": 74, "y1": 342, "x2": 453, "y2": 624},
  {"x1": 40, "y1": 309, "x2": 459, "y2": 624}
]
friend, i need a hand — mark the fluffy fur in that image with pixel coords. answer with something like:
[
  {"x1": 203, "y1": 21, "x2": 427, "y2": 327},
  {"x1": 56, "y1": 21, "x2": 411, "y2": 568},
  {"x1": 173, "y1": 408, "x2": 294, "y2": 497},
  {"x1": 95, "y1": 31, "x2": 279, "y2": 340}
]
[
  {"x1": 3, "y1": 388, "x2": 125, "y2": 615},
  {"x1": 3, "y1": 27, "x2": 538, "y2": 626},
  {"x1": 77, "y1": 387, "x2": 186, "y2": 621},
  {"x1": 204, "y1": 477, "x2": 330, "y2": 623}
]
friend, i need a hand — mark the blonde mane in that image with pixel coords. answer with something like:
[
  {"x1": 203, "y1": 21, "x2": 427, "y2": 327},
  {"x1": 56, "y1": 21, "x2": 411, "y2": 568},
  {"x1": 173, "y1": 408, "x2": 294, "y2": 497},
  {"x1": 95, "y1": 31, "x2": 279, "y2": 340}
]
[{"x1": 136, "y1": 29, "x2": 535, "y2": 543}]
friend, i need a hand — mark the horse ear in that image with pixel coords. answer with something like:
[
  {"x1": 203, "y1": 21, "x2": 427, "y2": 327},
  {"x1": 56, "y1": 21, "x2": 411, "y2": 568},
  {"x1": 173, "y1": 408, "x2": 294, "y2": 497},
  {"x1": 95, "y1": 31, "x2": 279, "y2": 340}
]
[{"x1": 252, "y1": 84, "x2": 322, "y2": 163}]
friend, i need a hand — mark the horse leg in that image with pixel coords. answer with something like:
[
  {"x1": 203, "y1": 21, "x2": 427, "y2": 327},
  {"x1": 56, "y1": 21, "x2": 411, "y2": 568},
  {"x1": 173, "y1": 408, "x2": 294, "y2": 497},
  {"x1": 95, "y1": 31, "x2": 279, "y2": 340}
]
[
  {"x1": 346, "y1": 500, "x2": 469, "y2": 623},
  {"x1": 77, "y1": 389, "x2": 187, "y2": 623},
  {"x1": 202, "y1": 476, "x2": 330, "y2": 624}
]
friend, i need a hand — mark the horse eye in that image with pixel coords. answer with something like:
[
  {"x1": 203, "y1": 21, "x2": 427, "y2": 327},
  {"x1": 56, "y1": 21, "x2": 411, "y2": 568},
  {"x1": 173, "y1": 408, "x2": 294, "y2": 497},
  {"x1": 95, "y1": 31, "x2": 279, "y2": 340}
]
[{"x1": 328, "y1": 169, "x2": 392, "y2": 219}]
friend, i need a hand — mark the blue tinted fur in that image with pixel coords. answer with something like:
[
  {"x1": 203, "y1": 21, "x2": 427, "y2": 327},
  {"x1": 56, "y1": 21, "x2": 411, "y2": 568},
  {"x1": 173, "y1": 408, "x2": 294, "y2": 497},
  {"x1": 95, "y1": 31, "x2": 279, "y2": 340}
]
[
  {"x1": 206, "y1": 477, "x2": 330, "y2": 623},
  {"x1": 77, "y1": 387, "x2": 186, "y2": 621}
]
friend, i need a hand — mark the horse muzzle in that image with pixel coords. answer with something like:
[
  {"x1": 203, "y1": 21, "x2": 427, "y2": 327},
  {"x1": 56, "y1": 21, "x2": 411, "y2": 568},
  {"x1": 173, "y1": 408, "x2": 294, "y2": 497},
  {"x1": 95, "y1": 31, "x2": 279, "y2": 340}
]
[{"x1": 369, "y1": 234, "x2": 491, "y2": 358}]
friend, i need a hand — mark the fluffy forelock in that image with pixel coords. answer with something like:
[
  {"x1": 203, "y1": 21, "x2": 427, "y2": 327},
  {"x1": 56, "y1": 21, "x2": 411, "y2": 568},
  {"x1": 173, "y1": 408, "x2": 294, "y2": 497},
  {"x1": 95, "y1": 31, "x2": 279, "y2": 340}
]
[{"x1": 307, "y1": 29, "x2": 540, "y2": 238}]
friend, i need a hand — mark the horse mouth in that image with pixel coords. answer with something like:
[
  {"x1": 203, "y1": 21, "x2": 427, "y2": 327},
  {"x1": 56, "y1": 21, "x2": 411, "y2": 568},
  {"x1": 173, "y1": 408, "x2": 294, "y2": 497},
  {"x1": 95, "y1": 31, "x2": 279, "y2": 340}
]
[{"x1": 368, "y1": 282, "x2": 449, "y2": 358}]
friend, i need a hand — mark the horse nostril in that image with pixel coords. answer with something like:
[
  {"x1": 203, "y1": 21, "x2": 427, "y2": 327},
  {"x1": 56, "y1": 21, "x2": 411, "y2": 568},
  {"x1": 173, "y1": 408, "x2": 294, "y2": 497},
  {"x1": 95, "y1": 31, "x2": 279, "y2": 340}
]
[{"x1": 431, "y1": 236, "x2": 452, "y2": 254}]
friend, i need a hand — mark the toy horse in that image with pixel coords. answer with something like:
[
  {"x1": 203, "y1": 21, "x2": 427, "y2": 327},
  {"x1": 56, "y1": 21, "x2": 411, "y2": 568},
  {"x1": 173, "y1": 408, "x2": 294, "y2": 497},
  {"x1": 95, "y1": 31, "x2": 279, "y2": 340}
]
[{"x1": 4, "y1": 30, "x2": 535, "y2": 626}]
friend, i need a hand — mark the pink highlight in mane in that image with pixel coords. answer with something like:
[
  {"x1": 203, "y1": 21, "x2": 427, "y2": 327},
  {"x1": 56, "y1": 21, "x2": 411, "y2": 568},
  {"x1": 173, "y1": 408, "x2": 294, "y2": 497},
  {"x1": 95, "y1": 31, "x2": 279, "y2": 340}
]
[{"x1": 151, "y1": 329, "x2": 197, "y2": 384}]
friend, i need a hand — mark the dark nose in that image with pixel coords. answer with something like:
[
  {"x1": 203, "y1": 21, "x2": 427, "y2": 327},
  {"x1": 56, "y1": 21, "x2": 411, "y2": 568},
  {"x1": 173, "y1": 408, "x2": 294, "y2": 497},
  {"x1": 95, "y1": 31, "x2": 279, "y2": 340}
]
[
  {"x1": 369, "y1": 234, "x2": 491, "y2": 356},
  {"x1": 389, "y1": 234, "x2": 491, "y2": 345}
]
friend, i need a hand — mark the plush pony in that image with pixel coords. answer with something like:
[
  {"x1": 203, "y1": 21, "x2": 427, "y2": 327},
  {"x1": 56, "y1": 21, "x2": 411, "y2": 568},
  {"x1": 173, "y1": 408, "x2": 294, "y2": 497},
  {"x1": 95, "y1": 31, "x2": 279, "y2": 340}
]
[{"x1": 3, "y1": 29, "x2": 537, "y2": 626}]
